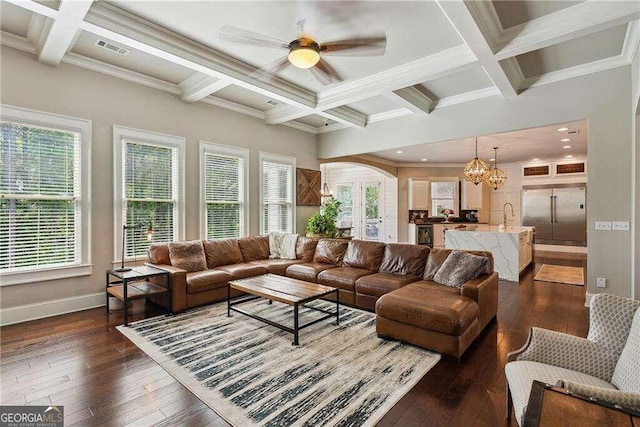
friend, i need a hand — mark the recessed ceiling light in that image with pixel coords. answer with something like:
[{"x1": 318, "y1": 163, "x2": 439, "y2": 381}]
[
  {"x1": 563, "y1": 145, "x2": 572, "y2": 149},
  {"x1": 532, "y1": 158, "x2": 539, "y2": 161},
  {"x1": 489, "y1": 158, "x2": 495, "y2": 161},
  {"x1": 565, "y1": 155, "x2": 573, "y2": 159},
  {"x1": 396, "y1": 150, "x2": 403, "y2": 154},
  {"x1": 561, "y1": 138, "x2": 571, "y2": 142},
  {"x1": 557, "y1": 127, "x2": 569, "y2": 132},
  {"x1": 421, "y1": 158, "x2": 427, "y2": 162}
]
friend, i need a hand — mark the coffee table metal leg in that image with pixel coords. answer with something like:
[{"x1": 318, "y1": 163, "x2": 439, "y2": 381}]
[
  {"x1": 227, "y1": 284, "x2": 231, "y2": 317},
  {"x1": 336, "y1": 289, "x2": 340, "y2": 325},
  {"x1": 293, "y1": 303, "x2": 299, "y2": 346}
]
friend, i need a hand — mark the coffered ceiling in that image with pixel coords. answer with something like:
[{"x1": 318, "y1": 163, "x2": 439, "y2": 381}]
[{"x1": 1, "y1": 0, "x2": 639, "y2": 135}]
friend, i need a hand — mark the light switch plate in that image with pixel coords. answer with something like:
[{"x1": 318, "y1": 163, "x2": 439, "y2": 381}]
[
  {"x1": 612, "y1": 221, "x2": 630, "y2": 231},
  {"x1": 597, "y1": 277, "x2": 607, "y2": 288},
  {"x1": 595, "y1": 221, "x2": 612, "y2": 231}
]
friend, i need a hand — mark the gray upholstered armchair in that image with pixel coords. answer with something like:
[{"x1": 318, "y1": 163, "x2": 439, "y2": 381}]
[{"x1": 505, "y1": 293, "x2": 640, "y2": 425}]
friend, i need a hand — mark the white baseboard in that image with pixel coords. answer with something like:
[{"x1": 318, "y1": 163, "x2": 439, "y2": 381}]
[{"x1": 0, "y1": 292, "x2": 104, "y2": 326}]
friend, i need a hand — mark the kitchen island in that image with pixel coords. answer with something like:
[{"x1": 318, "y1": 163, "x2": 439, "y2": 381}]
[{"x1": 445, "y1": 225, "x2": 534, "y2": 281}]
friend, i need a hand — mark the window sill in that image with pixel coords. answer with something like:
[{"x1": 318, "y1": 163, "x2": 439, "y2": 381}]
[{"x1": 0, "y1": 264, "x2": 93, "y2": 286}]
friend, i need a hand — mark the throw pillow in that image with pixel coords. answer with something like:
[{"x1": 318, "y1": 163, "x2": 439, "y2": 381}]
[
  {"x1": 433, "y1": 250, "x2": 488, "y2": 288},
  {"x1": 423, "y1": 248, "x2": 452, "y2": 280},
  {"x1": 268, "y1": 232, "x2": 299, "y2": 259},
  {"x1": 168, "y1": 240, "x2": 207, "y2": 272}
]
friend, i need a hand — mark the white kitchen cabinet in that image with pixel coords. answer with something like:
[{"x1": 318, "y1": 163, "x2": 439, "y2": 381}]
[
  {"x1": 461, "y1": 180, "x2": 483, "y2": 210},
  {"x1": 408, "y1": 178, "x2": 429, "y2": 210}
]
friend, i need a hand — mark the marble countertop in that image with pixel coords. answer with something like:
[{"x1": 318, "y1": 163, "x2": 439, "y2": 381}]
[{"x1": 446, "y1": 225, "x2": 534, "y2": 234}]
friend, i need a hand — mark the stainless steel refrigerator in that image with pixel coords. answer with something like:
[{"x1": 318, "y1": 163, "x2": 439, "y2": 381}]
[{"x1": 522, "y1": 184, "x2": 586, "y2": 246}]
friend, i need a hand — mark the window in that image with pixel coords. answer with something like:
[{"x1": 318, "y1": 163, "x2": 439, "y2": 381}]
[
  {"x1": 0, "y1": 105, "x2": 91, "y2": 285},
  {"x1": 200, "y1": 142, "x2": 248, "y2": 239},
  {"x1": 114, "y1": 126, "x2": 184, "y2": 261},
  {"x1": 260, "y1": 153, "x2": 295, "y2": 234},
  {"x1": 430, "y1": 179, "x2": 458, "y2": 217},
  {"x1": 336, "y1": 183, "x2": 354, "y2": 222}
]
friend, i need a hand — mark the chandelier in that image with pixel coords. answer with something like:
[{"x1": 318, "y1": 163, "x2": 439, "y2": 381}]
[
  {"x1": 463, "y1": 137, "x2": 490, "y2": 185},
  {"x1": 485, "y1": 147, "x2": 507, "y2": 190}
]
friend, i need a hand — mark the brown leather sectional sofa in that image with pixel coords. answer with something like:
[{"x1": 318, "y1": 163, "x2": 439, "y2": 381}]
[{"x1": 147, "y1": 236, "x2": 498, "y2": 357}]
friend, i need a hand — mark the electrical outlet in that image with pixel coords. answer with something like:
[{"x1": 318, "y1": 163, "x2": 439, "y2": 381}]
[
  {"x1": 597, "y1": 277, "x2": 607, "y2": 288},
  {"x1": 595, "y1": 221, "x2": 612, "y2": 231},
  {"x1": 612, "y1": 221, "x2": 630, "y2": 231}
]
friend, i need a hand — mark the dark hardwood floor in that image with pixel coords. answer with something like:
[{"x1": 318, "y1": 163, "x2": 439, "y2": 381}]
[{"x1": 0, "y1": 256, "x2": 588, "y2": 426}]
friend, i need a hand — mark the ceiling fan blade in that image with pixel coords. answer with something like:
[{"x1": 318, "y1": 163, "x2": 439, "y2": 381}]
[
  {"x1": 219, "y1": 25, "x2": 289, "y2": 50},
  {"x1": 249, "y1": 56, "x2": 291, "y2": 82},
  {"x1": 310, "y1": 59, "x2": 341, "y2": 85},
  {"x1": 320, "y1": 35, "x2": 386, "y2": 56}
]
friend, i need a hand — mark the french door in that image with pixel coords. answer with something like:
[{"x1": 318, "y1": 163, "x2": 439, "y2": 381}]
[{"x1": 362, "y1": 182, "x2": 383, "y2": 241}]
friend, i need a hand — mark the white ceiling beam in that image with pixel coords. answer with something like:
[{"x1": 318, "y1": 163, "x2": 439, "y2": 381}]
[
  {"x1": 179, "y1": 73, "x2": 231, "y2": 103},
  {"x1": 494, "y1": 1, "x2": 640, "y2": 61},
  {"x1": 437, "y1": 0, "x2": 520, "y2": 97},
  {"x1": 77, "y1": 2, "x2": 316, "y2": 109},
  {"x1": 319, "y1": 107, "x2": 367, "y2": 128},
  {"x1": 387, "y1": 87, "x2": 436, "y2": 115},
  {"x1": 38, "y1": 0, "x2": 92, "y2": 66},
  {"x1": 317, "y1": 44, "x2": 477, "y2": 110}
]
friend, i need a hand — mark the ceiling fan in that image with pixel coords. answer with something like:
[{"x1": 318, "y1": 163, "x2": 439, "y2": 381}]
[{"x1": 219, "y1": 22, "x2": 386, "y2": 85}]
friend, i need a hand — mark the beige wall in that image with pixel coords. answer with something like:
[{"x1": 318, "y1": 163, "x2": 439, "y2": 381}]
[
  {"x1": 396, "y1": 166, "x2": 490, "y2": 242},
  {"x1": 320, "y1": 66, "x2": 635, "y2": 300},
  {"x1": 0, "y1": 47, "x2": 318, "y2": 309}
]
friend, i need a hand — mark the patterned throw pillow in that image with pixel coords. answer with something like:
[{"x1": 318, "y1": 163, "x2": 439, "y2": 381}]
[
  {"x1": 168, "y1": 240, "x2": 207, "y2": 272},
  {"x1": 433, "y1": 250, "x2": 488, "y2": 288}
]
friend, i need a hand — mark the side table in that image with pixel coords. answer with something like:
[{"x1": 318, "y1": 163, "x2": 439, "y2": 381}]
[{"x1": 106, "y1": 266, "x2": 171, "y2": 326}]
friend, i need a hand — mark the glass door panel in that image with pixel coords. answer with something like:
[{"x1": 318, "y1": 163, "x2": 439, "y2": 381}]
[{"x1": 363, "y1": 182, "x2": 382, "y2": 241}]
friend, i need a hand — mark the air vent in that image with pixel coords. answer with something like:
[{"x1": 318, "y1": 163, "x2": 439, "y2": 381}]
[
  {"x1": 567, "y1": 129, "x2": 580, "y2": 135},
  {"x1": 95, "y1": 39, "x2": 130, "y2": 56},
  {"x1": 266, "y1": 100, "x2": 279, "y2": 106}
]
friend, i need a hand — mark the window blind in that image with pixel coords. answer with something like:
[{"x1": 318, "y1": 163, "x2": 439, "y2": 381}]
[
  {"x1": 123, "y1": 140, "x2": 177, "y2": 257},
  {"x1": 204, "y1": 152, "x2": 244, "y2": 238},
  {"x1": 262, "y1": 160, "x2": 293, "y2": 234},
  {"x1": 0, "y1": 122, "x2": 81, "y2": 270}
]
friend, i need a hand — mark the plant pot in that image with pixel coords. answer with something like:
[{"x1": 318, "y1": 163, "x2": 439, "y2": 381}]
[{"x1": 306, "y1": 232, "x2": 333, "y2": 238}]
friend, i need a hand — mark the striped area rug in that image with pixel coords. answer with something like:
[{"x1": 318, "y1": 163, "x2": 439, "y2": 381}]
[{"x1": 118, "y1": 299, "x2": 440, "y2": 426}]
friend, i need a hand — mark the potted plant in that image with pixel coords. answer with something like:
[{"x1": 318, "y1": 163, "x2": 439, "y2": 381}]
[{"x1": 306, "y1": 197, "x2": 342, "y2": 238}]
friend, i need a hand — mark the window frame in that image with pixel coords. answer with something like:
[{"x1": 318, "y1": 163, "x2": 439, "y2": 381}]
[
  {"x1": 259, "y1": 152, "x2": 296, "y2": 235},
  {"x1": 429, "y1": 177, "x2": 460, "y2": 217},
  {"x1": 0, "y1": 104, "x2": 92, "y2": 286},
  {"x1": 113, "y1": 125, "x2": 185, "y2": 264},
  {"x1": 199, "y1": 141, "x2": 249, "y2": 240},
  {"x1": 335, "y1": 182, "x2": 354, "y2": 222}
]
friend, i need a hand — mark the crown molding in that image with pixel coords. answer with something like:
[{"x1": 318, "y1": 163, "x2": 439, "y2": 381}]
[
  {"x1": 622, "y1": 20, "x2": 640, "y2": 62},
  {"x1": 435, "y1": 86, "x2": 501, "y2": 109},
  {"x1": 317, "y1": 122, "x2": 349, "y2": 134},
  {"x1": 27, "y1": 13, "x2": 48, "y2": 51},
  {"x1": 179, "y1": 73, "x2": 231, "y2": 103},
  {"x1": 495, "y1": 1, "x2": 640, "y2": 61},
  {"x1": 317, "y1": 44, "x2": 478, "y2": 111},
  {"x1": 280, "y1": 120, "x2": 319, "y2": 134},
  {"x1": 500, "y1": 57, "x2": 525, "y2": 92},
  {"x1": 1, "y1": 31, "x2": 36, "y2": 54},
  {"x1": 520, "y1": 55, "x2": 630, "y2": 90}
]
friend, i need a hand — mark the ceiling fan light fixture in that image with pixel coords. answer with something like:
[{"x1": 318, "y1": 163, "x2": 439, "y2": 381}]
[{"x1": 288, "y1": 39, "x2": 320, "y2": 69}]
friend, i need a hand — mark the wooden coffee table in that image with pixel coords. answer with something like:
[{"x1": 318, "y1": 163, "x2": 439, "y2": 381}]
[{"x1": 227, "y1": 274, "x2": 339, "y2": 345}]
